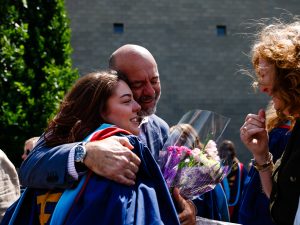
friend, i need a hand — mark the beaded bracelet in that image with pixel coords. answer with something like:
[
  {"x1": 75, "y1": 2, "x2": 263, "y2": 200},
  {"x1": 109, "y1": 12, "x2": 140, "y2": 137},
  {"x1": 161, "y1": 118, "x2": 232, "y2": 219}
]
[{"x1": 251, "y1": 152, "x2": 274, "y2": 172}]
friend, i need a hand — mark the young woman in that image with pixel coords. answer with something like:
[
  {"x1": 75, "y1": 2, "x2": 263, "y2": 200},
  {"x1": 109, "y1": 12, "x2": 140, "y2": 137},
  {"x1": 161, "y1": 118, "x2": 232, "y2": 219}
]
[
  {"x1": 240, "y1": 19, "x2": 300, "y2": 225},
  {"x1": 4, "y1": 70, "x2": 180, "y2": 225}
]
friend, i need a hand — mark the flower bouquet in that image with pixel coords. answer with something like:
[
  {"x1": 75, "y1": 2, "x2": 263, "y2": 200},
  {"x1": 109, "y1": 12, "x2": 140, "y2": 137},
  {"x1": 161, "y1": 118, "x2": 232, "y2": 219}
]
[{"x1": 159, "y1": 110, "x2": 231, "y2": 199}]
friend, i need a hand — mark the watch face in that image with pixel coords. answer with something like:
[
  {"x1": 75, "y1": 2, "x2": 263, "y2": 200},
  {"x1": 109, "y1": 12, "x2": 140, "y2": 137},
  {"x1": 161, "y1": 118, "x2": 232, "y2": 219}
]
[{"x1": 75, "y1": 145, "x2": 86, "y2": 163}]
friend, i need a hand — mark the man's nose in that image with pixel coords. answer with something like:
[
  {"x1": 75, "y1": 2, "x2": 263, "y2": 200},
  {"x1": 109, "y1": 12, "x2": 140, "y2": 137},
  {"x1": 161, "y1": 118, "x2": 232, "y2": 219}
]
[{"x1": 143, "y1": 82, "x2": 155, "y2": 96}]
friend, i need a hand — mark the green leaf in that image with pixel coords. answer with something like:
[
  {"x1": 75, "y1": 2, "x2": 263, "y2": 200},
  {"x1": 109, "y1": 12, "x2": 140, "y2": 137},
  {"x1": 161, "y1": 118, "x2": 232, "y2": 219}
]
[{"x1": 0, "y1": 0, "x2": 78, "y2": 167}]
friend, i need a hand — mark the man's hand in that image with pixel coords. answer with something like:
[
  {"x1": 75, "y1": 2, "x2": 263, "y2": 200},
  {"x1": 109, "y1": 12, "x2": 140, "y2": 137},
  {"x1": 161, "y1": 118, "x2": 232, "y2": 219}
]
[
  {"x1": 173, "y1": 187, "x2": 196, "y2": 225},
  {"x1": 84, "y1": 136, "x2": 141, "y2": 186}
]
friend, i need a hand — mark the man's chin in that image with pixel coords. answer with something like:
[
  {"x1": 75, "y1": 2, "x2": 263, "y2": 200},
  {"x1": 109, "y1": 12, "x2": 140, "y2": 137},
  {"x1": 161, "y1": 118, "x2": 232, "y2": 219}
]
[
  {"x1": 139, "y1": 96, "x2": 159, "y2": 117},
  {"x1": 139, "y1": 106, "x2": 156, "y2": 117}
]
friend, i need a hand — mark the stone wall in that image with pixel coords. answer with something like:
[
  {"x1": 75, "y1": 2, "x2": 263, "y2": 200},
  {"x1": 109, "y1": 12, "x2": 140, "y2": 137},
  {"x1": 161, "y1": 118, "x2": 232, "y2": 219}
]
[{"x1": 65, "y1": 0, "x2": 299, "y2": 164}]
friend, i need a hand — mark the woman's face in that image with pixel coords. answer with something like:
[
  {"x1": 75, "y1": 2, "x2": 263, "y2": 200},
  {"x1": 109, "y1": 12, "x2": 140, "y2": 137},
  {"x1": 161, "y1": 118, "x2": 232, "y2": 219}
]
[
  {"x1": 101, "y1": 80, "x2": 141, "y2": 135},
  {"x1": 257, "y1": 58, "x2": 285, "y2": 112}
]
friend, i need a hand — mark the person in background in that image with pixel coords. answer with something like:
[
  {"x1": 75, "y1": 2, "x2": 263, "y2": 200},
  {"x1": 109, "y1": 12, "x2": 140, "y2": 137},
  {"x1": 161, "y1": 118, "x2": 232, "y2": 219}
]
[
  {"x1": 240, "y1": 18, "x2": 300, "y2": 225},
  {"x1": 0, "y1": 150, "x2": 20, "y2": 223},
  {"x1": 20, "y1": 44, "x2": 196, "y2": 224},
  {"x1": 219, "y1": 140, "x2": 247, "y2": 223},
  {"x1": 239, "y1": 101, "x2": 291, "y2": 225},
  {"x1": 22, "y1": 137, "x2": 39, "y2": 161}
]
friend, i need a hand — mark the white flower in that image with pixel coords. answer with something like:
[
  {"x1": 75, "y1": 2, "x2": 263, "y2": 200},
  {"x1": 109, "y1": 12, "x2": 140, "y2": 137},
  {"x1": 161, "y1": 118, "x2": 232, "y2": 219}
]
[
  {"x1": 192, "y1": 148, "x2": 202, "y2": 161},
  {"x1": 204, "y1": 140, "x2": 220, "y2": 161}
]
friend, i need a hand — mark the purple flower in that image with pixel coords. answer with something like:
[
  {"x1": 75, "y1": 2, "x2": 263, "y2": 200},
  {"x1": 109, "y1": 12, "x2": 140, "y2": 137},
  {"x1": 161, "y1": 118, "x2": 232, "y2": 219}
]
[
  {"x1": 159, "y1": 144, "x2": 230, "y2": 199},
  {"x1": 159, "y1": 110, "x2": 231, "y2": 199}
]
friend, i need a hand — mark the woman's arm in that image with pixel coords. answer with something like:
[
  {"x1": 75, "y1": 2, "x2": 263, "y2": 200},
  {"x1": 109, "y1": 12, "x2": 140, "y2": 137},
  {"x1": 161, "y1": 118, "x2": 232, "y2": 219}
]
[
  {"x1": 252, "y1": 153, "x2": 274, "y2": 197},
  {"x1": 240, "y1": 109, "x2": 273, "y2": 197}
]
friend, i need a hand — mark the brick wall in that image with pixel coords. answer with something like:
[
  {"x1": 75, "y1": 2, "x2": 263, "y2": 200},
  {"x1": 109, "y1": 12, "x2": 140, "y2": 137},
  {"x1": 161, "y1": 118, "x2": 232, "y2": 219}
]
[{"x1": 65, "y1": 0, "x2": 299, "y2": 164}]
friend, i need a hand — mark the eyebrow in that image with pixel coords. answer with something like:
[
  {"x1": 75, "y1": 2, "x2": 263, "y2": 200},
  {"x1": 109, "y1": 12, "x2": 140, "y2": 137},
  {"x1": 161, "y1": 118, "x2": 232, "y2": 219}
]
[
  {"x1": 120, "y1": 93, "x2": 132, "y2": 98},
  {"x1": 130, "y1": 74, "x2": 159, "y2": 83}
]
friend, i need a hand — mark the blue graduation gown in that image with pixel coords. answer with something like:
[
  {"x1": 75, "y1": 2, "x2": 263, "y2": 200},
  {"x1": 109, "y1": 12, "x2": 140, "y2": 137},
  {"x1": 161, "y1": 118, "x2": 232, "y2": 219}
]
[
  {"x1": 57, "y1": 134, "x2": 180, "y2": 225},
  {"x1": 193, "y1": 183, "x2": 230, "y2": 222},
  {"x1": 238, "y1": 126, "x2": 291, "y2": 225},
  {"x1": 2, "y1": 129, "x2": 179, "y2": 225}
]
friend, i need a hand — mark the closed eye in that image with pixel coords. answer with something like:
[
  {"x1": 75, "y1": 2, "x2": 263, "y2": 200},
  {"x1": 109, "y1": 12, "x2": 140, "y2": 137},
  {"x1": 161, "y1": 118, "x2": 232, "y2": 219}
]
[{"x1": 130, "y1": 82, "x2": 143, "y2": 89}]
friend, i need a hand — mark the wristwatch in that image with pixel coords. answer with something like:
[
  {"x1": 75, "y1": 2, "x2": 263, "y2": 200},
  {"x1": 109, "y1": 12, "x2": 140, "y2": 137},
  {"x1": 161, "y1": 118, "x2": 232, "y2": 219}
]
[{"x1": 74, "y1": 143, "x2": 87, "y2": 163}]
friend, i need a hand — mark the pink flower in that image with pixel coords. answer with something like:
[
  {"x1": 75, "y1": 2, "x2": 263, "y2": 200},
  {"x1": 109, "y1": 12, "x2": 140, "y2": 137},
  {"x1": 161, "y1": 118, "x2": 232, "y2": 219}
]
[
  {"x1": 167, "y1": 146, "x2": 173, "y2": 152},
  {"x1": 204, "y1": 140, "x2": 220, "y2": 161},
  {"x1": 191, "y1": 148, "x2": 201, "y2": 161},
  {"x1": 186, "y1": 149, "x2": 192, "y2": 156}
]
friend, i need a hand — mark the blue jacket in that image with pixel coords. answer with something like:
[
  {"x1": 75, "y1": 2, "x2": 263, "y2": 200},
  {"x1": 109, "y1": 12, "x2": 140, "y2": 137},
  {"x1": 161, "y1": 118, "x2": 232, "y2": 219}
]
[{"x1": 138, "y1": 114, "x2": 169, "y2": 161}]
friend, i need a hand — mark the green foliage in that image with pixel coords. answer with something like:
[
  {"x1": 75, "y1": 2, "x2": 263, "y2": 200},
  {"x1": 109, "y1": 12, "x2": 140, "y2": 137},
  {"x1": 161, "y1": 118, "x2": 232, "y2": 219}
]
[{"x1": 0, "y1": 0, "x2": 78, "y2": 166}]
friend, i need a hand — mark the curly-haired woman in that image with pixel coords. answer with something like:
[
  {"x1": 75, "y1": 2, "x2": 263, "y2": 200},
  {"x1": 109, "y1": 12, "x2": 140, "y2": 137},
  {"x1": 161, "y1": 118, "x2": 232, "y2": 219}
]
[{"x1": 240, "y1": 18, "x2": 300, "y2": 225}]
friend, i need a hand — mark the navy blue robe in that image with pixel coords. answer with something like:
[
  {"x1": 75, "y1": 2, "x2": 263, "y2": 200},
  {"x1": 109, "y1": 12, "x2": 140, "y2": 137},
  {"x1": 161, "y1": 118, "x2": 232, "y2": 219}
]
[
  {"x1": 238, "y1": 126, "x2": 291, "y2": 225},
  {"x1": 2, "y1": 128, "x2": 179, "y2": 225}
]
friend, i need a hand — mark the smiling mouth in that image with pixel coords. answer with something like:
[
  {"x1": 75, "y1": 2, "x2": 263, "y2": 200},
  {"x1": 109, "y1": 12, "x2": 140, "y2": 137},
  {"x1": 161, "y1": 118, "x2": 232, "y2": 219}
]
[
  {"x1": 130, "y1": 116, "x2": 141, "y2": 124},
  {"x1": 140, "y1": 96, "x2": 155, "y2": 104},
  {"x1": 142, "y1": 100, "x2": 153, "y2": 104}
]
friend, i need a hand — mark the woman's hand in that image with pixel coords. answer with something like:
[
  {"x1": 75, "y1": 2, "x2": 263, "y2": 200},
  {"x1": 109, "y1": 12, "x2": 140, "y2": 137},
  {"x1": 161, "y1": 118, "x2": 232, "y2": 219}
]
[{"x1": 240, "y1": 109, "x2": 269, "y2": 163}]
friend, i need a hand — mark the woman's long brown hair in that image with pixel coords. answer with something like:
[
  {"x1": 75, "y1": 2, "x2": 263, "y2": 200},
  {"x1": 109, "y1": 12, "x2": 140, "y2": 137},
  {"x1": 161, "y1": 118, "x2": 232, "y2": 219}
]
[{"x1": 44, "y1": 70, "x2": 127, "y2": 146}]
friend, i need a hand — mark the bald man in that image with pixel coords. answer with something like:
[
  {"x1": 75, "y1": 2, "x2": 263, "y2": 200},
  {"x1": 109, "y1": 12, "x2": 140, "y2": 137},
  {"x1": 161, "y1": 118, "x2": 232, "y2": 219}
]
[
  {"x1": 109, "y1": 45, "x2": 166, "y2": 159},
  {"x1": 20, "y1": 44, "x2": 196, "y2": 224}
]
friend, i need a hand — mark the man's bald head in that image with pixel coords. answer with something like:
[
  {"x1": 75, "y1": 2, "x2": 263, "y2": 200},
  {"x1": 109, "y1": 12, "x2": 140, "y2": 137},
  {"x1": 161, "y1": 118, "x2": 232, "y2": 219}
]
[
  {"x1": 109, "y1": 44, "x2": 156, "y2": 70},
  {"x1": 109, "y1": 44, "x2": 161, "y2": 116}
]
